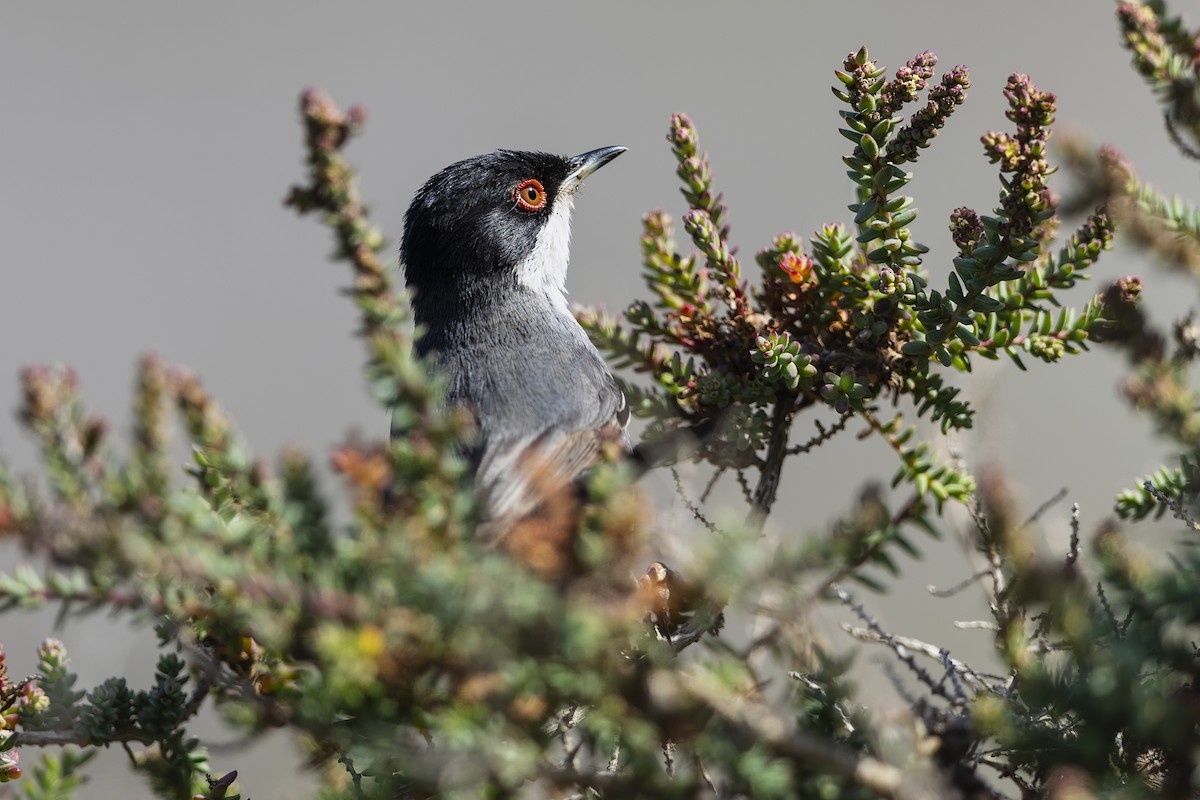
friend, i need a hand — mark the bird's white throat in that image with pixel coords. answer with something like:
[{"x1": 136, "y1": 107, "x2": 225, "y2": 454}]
[{"x1": 513, "y1": 194, "x2": 574, "y2": 316}]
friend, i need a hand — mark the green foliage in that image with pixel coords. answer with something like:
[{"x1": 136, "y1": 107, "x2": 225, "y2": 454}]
[
  {"x1": 11, "y1": 641, "x2": 210, "y2": 795},
  {"x1": 18, "y1": 748, "x2": 92, "y2": 800},
  {"x1": 578, "y1": 47, "x2": 1131, "y2": 512}
]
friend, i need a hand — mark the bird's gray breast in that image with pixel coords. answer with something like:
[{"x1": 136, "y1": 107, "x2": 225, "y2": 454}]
[
  {"x1": 413, "y1": 286, "x2": 627, "y2": 529},
  {"x1": 423, "y1": 291, "x2": 622, "y2": 456}
]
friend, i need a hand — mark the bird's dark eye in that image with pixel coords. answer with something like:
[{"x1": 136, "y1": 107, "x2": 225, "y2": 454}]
[{"x1": 513, "y1": 178, "x2": 547, "y2": 211}]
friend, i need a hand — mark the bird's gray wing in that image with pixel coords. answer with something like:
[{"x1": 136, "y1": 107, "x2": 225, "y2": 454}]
[{"x1": 472, "y1": 363, "x2": 629, "y2": 537}]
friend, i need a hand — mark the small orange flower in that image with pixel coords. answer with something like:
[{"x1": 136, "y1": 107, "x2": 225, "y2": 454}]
[{"x1": 779, "y1": 252, "x2": 816, "y2": 285}]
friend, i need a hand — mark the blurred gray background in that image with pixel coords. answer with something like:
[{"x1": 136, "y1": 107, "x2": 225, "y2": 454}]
[{"x1": 2, "y1": 2, "x2": 1196, "y2": 797}]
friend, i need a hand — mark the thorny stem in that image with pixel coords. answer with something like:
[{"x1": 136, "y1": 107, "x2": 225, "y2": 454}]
[
  {"x1": 786, "y1": 413, "x2": 852, "y2": 456},
  {"x1": 749, "y1": 391, "x2": 796, "y2": 532},
  {"x1": 1144, "y1": 480, "x2": 1200, "y2": 530}
]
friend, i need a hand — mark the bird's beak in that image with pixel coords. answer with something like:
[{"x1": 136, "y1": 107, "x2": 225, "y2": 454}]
[{"x1": 563, "y1": 146, "x2": 627, "y2": 191}]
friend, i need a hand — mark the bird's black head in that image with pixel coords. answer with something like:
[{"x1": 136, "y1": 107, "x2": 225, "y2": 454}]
[{"x1": 401, "y1": 146, "x2": 625, "y2": 321}]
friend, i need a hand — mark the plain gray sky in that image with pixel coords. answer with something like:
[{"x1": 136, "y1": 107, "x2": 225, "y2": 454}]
[{"x1": 3, "y1": 2, "x2": 1197, "y2": 796}]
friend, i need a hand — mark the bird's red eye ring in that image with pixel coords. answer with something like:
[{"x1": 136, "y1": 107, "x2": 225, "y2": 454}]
[{"x1": 513, "y1": 178, "x2": 547, "y2": 211}]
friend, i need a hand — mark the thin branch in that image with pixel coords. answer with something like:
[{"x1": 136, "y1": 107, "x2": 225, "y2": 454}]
[
  {"x1": 785, "y1": 414, "x2": 852, "y2": 456},
  {"x1": 662, "y1": 669, "x2": 905, "y2": 797},
  {"x1": 1165, "y1": 110, "x2": 1200, "y2": 162},
  {"x1": 700, "y1": 467, "x2": 724, "y2": 503},
  {"x1": 1144, "y1": 480, "x2": 1200, "y2": 530},
  {"x1": 967, "y1": 497, "x2": 1009, "y2": 625},
  {"x1": 1095, "y1": 581, "x2": 1123, "y2": 637},
  {"x1": 1119, "y1": 605, "x2": 1136, "y2": 637},
  {"x1": 878, "y1": 659, "x2": 922, "y2": 708},
  {"x1": 735, "y1": 470, "x2": 753, "y2": 505},
  {"x1": 337, "y1": 751, "x2": 367, "y2": 800},
  {"x1": 789, "y1": 671, "x2": 857, "y2": 735},
  {"x1": 1065, "y1": 502, "x2": 1081, "y2": 568},
  {"x1": 670, "y1": 468, "x2": 721, "y2": 534},
  {"x1": 841, "y1": 624, "x2": 997, "y2": 694},
  {"x1": 927, "y1": 569, "x2": 989, "y2": 598},
  {"x1": 1023, "y1": 486, "x2": 1069, "y2": 528},
  {"x1": 953, "y1": 620, "x2": 999, "y2": 631},
  {"x1": 939, "y1": 650, "x2": 969, "y2": 705},
  {"x1": 17, "y1": 729, "x2": 131, "y2": 747}
]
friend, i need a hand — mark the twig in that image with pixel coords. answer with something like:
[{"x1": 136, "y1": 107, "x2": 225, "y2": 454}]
[
  {"x1": 841, "y1": 624, "x2": 996, "y2": 694},
  {"x1": 878, "y1": 659, "x2": 921, "y2": 707},
  {"x1": 735, "y1": 470, "x2": 753, "y2": 505},
  {"x1": 700, "y1": 467, "x2": 724, "y2": 503},
  {"x1": 697, "y1": 756, "x2": 727, "y2": 800},
  {"x1": 670, "y1": 468, "x2": 721, "y2": 534},
  {"x1": 927, "y1": 569, "x2": 989, "y2": 598},
  {"x1": 1023, "y1": 486, "x2": 1069, "y2": 528},
  {"x1": 664, "y1": 668, "x2": 905, "y2": 797},
  {"x1": 563, "y1": 738, "x2": 584, "y2": 770},
  {"x1": 16, "y1": 728, "x2": 133, "y2": 747},
  {"x1": 789, "y1": 672, "x2": 856, "y2": 735},
  {"x1": 1095, "y1": 581, "x2": 1122, "y2": 637},
  {"x1": 181, "y1": 635, "x2": 301, "y2": 731},
  {"x1": 939, "y1": 650, "x2": 968, "y2": 705},
  {"x1": 785, "y1": 414, "x2": 852, "y2": 456},
  {"x1": 337, "y1": 751, "x2": 367, "y2": 800},
  {"x1": 741, "y1": 622, "x2": 782, "y2": 657},
  {"x1": 1165, "y1": 110, "x2": 1200, "y2": 162},
  {"x1": 606, "y1": 743, "x2": 621, "y2": 773},
  {"x1": 749, "y1": 392, "x2": 796, "y2": 533},
  {"x1": 1119, "y1": 605, "x2": 1135, "y2": 637},
  {"x1": 1065, "y1": 502, "x2": 1081, "y2": 568},
  {"x1": 967, "y1": 498, "x2": 1009, "y2": 625},
  {"x1": 953, "y1": 620, "x2": 999, "y2": 631},
  {"x1": 1144, "y1": 480, "x2": 1200, "y2": 530}
]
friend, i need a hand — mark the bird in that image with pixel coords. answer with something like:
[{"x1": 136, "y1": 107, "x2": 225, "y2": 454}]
[{"x1": 399, "y1": 146, "x2": 630, "y2": 544}]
